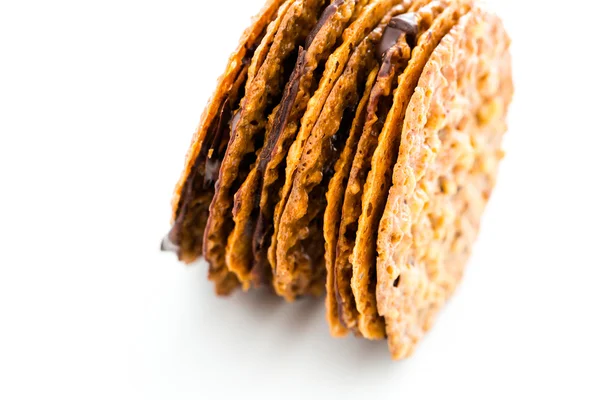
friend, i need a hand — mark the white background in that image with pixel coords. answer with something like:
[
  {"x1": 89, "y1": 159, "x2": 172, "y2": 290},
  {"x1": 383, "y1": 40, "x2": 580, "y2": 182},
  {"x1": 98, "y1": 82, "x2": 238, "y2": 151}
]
[{"x1": 1, "y1": 0, "x2": 599, "y2": 398}]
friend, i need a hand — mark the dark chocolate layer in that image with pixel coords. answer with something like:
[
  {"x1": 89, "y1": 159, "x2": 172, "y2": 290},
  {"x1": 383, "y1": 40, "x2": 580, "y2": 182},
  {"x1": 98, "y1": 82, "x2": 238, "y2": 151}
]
[{"x1": 376, "y1": 13, "x2": 417, "y2": 57}]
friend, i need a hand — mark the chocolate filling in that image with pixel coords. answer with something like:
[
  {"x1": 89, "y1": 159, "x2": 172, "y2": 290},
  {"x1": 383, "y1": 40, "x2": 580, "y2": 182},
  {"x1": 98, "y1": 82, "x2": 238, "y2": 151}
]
[
  {"x1": 325, "y1": 105, "x2": 356, "y2": 180},
  {"x1": 376, "y1": 13, "x2": 417, "y2": 58}
]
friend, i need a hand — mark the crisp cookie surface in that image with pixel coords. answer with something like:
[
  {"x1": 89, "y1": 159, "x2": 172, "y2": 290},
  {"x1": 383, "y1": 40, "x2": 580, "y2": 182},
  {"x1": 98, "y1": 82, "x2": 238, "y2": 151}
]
[
  {"x1": 273, "y1": 18, "x2": 389, "y2": 300},
  {"x1": 376, "y1": 5, "x2": 512, "y2": 359},
  {"x1": 323, "y1": 66, "x2": 378, "y2": 337},
  {"x1": 246, "y1": 0, "x2": 296, "y2": 91},
  {"x1": 337, "y1": 0, "x2": 448, "y2": 337},
  {"x1": 204, "y1": 0, "x2": 325, "y2": 294},
  {"x1": 268, "y1": 0, "x2": 409, "y2": 299},
  {"x1": 226, "y1": 0, "x2": 357, "y2": 289},
  {"x1": 351, "y1": 0, "x2": 467, "y2": 340},
  {"x1": 168, "y1": 0, "x2": 287, "y2": 271},
  {"x1": 236, "y1": 0, "x2": 358, "y2": 289},
  {"x1": 334, "y1": 29, "x2": 410, "y2": 333}
]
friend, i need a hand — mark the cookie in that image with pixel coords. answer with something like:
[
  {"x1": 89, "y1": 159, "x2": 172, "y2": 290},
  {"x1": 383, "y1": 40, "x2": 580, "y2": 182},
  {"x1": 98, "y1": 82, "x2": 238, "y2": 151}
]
[
  {"x1": 350, "y1": 0, "x2": 469, "y2": 340},
  {"x1": 376, "y1": 4, "x2": 513, "y2": 359},
  {"x1": 271, "y1": 0, "x2": 410, "y2": 302},
  {"x1": 252, "y1": 1, "x2": 359, "y2": 288},
  {"x1": 268, "y1": 0, "x2": 410, "y2": 301},
  {"x1": 323, "y1": 66, "x2": 378, "y2": 337},
  {"x1": 335, "y1": 0, "x2": 455, "y2": 337},
  {"x1": 226, "y1": 0, "x2": 358, "y2": 290},
  {"x1": 274, "y1": 15, "x2": 389, "y2": 301},
  {"x1": 164, "y1": 0, "x2": 288, "y2": 280},
  {"x1": 203, "y1": 0, "x2": 328, "y2": 294},
  {"x1": 333, "y1": 5, "x2": 426, "y2": 335},
  {"x1": 246, "y1": 1, "x2": 296, "y2": 89}
]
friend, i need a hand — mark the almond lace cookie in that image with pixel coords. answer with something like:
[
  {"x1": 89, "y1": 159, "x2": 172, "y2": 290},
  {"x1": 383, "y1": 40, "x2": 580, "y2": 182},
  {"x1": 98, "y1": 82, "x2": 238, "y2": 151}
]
[{"x1": 163, "y1": 0, "x2": 513, "y2": 360}]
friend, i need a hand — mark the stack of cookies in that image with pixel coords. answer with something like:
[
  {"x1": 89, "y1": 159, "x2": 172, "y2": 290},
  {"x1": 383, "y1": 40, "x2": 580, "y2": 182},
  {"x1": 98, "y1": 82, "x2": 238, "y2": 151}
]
[{"x1": 163, "y1": 0, "x2": 513, "y2": 359}]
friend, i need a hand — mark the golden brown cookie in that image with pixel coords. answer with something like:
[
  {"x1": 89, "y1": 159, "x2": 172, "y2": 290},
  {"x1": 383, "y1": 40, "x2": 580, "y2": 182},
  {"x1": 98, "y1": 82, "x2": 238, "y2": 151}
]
[
  {"x1": 203, "y1": 0, "x2": 328, "y2": 294},
  {"x1": 272, "y1": 0, "x2": 410, "y2": 302},
  {"x1": 252, "y1": 0, "x2": 363, "y2": 289},
  {"x1": 246, "y1": 1, "x2": 296, "y2": 89},
  {"x1": 273, "y1": 14, "x2": 399, "y2": 301},
  {"x1": 333, "y1": 13, "x2": 416, "y2": 334},
  {"x1": 349, "y1": 0, "x2": 469, "y2": 340},
  {"x1": 268, "y1": 0, "x2": 409, "y2": 301},
  {"x1": 376, "y1": 4, "x2": 513, "y2": 359},
  {"x1": 164, "y1": 0, "x2": 288, "y2": 281},
  {"x1": 350, "y1": 0, "x2": 373, "y2": 23},
  {"x1": 226, "y1": 0, "x2": 358, "y2": 290},
  {"x1": 323, "y1": 66, "x2": 379, "y2": 337},
  {"x1": 335, "y1": 0, "x2": 452, "y2": 337}
]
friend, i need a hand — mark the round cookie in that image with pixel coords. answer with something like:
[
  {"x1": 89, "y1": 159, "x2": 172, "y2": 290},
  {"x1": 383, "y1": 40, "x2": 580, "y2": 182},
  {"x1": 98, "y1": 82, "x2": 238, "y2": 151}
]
[
  {"x1": 350, "y1": 0, "x2": 469, "y2": 340},
  {"x1": 376, "y1": 5, "x2": 513, "y2": 359}
]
